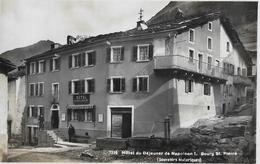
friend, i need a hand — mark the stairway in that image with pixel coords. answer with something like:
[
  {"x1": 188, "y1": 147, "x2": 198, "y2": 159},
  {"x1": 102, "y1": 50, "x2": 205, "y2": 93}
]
[{"x1": 46, "y1": 130, "x2": 64, "y2": 143}]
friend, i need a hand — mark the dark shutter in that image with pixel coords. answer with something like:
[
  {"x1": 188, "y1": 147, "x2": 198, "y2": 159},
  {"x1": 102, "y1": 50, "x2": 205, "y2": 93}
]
[
  {"x1": 57, "y1": 58, "x2": 60, "y2": 70},
  {"x1": 149, "y1": 44, "x2": 154, "y2": 60},
  {"x1": 144, "y1": 77, "x2": 148, "y2": 92},
  {"x1": 27, "y1": 63, "x2": 30, "y2": 75},
  {"x1": 107, "y1": 79, "x2": 111, "y2": 92},
  {"x1": 27, "y1": 107, "x2": 30, "y2": 117},
  {"x1": 92, "y1": 109, "x2": 96, "y2": 122},
  {"x1": 132, "y1": 78, "x2": 137, "y2": 92},
  {"x1": 121, "y1": 78, "x2": 125, "y2": 92},
  {"x1": 78, "y1": 54, "x2": 81, "y2": 67},
  {"x1": 92, "y1": 51, "x2": 96, "y2": 65},
  {"x1": 81, "y1": 52, "x2": 86, "y2": 66},
  {"x1": 68, "y1": 81, "x2": 72, "y2": 94},
  {"x1": 121, "y1": 47, "x2": 124, "y2": 61},
  {"x1": 50, "y1": 59, "x2": 53, "y2": 71},
  {"x1": 69, "y1": 55, "x2": 72, "y2": 68},
  {"x1": 35, "y1": 83, "x2": 39, "y2": 96},
  {"x1": 43, "y1": 61, "x2": 46, "y2": 72},
  {"x1": 91, "y1": 79, "x2": 95, "y2": 92},
  {"x1": 133, "y1": 46, "x2": 137, "y2": 61},
  {"x1": 107, "y1": 48, "x2": 111, "y2": 63},
  {"x1": 36, "y1": 62, "x2": 39, "y2": 73}
]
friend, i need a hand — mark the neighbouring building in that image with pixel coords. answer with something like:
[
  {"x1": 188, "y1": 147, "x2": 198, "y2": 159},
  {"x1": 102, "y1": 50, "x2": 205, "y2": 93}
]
[
  {"x1": 24, "y1": 12, "x2": 253, "y2": 144},
  {"x1": 0, "y1": 57, "x2": 15, "y2": 161}
]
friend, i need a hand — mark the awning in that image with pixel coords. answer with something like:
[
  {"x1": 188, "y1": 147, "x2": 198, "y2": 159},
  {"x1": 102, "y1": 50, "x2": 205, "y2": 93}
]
[{"x1": 67, "y1": 104, "x2": 95, "y2": 110}]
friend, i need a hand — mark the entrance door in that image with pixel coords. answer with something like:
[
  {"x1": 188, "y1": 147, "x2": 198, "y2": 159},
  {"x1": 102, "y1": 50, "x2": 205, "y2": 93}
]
[
  {"x1": 111, "y1": 108, "x2": 132, "y2": 138},
  {"x1": 51, "y1": 110, "x2": 59, "y2": 129},
  {"x1": 198, "y1": 54, "x2": 203, "y2": 72}
]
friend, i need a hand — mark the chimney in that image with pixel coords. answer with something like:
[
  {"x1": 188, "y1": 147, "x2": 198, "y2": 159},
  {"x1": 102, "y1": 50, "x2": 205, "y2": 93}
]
[{"x1": 136, "y1": 8, "x2": 148, "y2": 30}]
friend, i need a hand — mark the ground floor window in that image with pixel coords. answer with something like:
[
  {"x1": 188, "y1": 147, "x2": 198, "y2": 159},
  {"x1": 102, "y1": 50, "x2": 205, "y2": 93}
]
[{"x1": 68, "y1": 109, "x2": 95, "y2": 122}]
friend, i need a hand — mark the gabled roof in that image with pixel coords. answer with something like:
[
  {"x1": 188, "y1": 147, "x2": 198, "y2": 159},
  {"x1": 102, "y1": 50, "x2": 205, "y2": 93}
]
[
  {"x1": 26, "y1": 12, "x2": 250, "y2": 64},
  {"x1": 0, "y1": 57, "x2": 16, "y2": 74}
]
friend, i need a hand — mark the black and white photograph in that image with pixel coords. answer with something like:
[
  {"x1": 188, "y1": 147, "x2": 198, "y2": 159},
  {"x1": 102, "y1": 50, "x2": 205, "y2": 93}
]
[{"x1": 0, "y1": 0, "x2": 258, "y2": 163}]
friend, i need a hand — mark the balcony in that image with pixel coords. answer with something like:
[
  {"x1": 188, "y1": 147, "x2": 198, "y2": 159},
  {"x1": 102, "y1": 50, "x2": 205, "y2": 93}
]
[
  {"x1": 154, "y1": 55, "x2": 228, "y2": 82},
  {"x1": 233, "y1": 75, "x2": 252, "y2": 86}
]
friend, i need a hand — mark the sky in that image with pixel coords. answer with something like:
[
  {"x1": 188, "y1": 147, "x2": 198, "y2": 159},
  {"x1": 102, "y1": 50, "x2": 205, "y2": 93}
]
[{"x1": 0, "y1": 0, "x2": 170, "y2": 54}]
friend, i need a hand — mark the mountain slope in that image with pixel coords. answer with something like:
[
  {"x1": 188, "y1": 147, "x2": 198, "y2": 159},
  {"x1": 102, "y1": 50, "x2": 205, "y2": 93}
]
[
  {"x1": 0, "y1": 40, "x2": 54, "y2": 66},
  {"x1": 148, "y1": 1, "x2": 257, "y2": 51}
]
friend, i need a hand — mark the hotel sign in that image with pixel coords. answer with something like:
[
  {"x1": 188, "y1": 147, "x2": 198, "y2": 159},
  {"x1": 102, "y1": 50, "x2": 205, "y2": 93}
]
[{"x1": 73, "y1": 94, "x2": 90, "y2": 105}]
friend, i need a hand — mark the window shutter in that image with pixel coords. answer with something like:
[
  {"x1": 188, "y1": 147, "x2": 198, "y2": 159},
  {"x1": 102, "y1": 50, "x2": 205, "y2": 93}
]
[
  {"x1": 144, "y1": 77, "x2": 148, "y2": 92},
  {"x1": 132, "y1": 78, "x2": 137, "y2": 92},
  {"x1": 78, "y1": 54, "x2": 81, "y2": 67},
  {"x1": 27, "y1": 107, "x2": 30, "y2": 117},
  {"x1": 185, "y1": 80, "x2": 189, "y2": 93},
  {"x1": 43, "y1": 61, "x2": 46, "y2": 72},
  {"x1": 121, "y1": 78, "x2": 126, "y2": 92},
  {"x1": 92, "y1": 109, "x2": 96, "y2": 122},
  {"x1": 68, "y1": 81, "x2": 72, "y2": 94},
  {"x1": 35, "y1": 83, "x2": 39, "y2": 96},
  {"x1": 57, "y1": 58, "x2": 61, "y2": 70},
  {"x1": 133, "y1": 46, "x2": 137, "y2": 61},
  {"x1": 36, "y1": 62, "x2": 39, "y2": 73},
  {"x1": 107, "y1": 79, "x2": 111, "y2": 92},
  {"x1": 27, "y1": 63, "x2": 30, "y2": 75},
  {"x1": 149, "y1": 44, "x2": 154, "y2": 60},
  {"x1": 92, "y1": 51, "x2": 96, "y2": 65},
  {"x1": 69, "y1": 55, "x2": 72, "y2": 68},
  {"x1": 81, "y1": 53, "x2": 86, "y2": 66},
  {"x1": 91, "y1": 79, "x2": 95, "y2": 92},
  {"x1": 121, "y1": 47, "x2": 124, "y2": 61},
  {"x1": 107, "y1": 48, "x2": 111, "y2": 63},
  {"x1": 50, "y1": 59, "x2": 53, "y2": 71}
]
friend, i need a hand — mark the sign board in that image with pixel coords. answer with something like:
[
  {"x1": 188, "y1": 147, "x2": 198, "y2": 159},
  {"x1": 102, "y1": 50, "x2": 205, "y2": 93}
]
[
  {"x1": 73, "y1": 94, "x2": 90, "y2": 105},
  {"x1": 61, "y1": 113, "x2": 66, "y2": 121}
]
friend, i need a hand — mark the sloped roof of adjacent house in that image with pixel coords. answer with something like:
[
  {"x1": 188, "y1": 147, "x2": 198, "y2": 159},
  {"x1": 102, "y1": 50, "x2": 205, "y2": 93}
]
[
  {"x1": 26, "y1": 12, "x2": 251, "y2": 64},
  {"x1": 0, "y1": 57, "x2": 16, "y2": 74}
]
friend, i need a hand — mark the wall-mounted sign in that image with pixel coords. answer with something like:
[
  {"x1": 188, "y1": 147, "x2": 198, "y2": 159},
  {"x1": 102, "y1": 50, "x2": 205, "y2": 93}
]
[
  {"x1": 61, "y1": 113, "x2": 66, "y2": 121},
  {"x1": 98, "y1": 114, "x2": 104, "y2": 123},
  {"x1": 73, "y1": 94, "x2": 90, "y2": 105}
]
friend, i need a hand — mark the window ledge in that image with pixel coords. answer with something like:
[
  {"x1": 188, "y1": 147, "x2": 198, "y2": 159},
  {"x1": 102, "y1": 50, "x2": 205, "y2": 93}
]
[
  {"x1": 110, "y1": 61, "x2": 123, "y2": 64},
  {"x1": 84, "y1": 92, "x2": 94, "y2": 95},
  {"x1": 108, "y1": 91, "x2": 124, "y2": 94},
  {"x1": 70, "y1": 67, "x2": 80, "y2": 70},
  {"x1": 136, "y1": 60, "x2": 150, "y2": 63},
  {"x1": 84, "y1": 65, "x2": 95, "y2": 68},
  {"x1": 134, "y1": 91, "x2": 149, "y2": 94},
  {"x1": 51, "y1": 70, "x2": 60, "y2": 72}
]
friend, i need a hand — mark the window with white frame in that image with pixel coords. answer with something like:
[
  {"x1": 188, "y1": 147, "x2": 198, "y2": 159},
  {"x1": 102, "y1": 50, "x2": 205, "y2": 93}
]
[
  {"x1": 133, "y1": 76, "x2": 149, "y2": 92},
  {"x1": 52, "y1": 83, "x2": 59, "y2": 97},
  {"x1": 207, "y1": 37, "x2": 212, "y2": 50},
  {"x1": 85, "y1": 51, "x2": 96, "y2": 66},
  {"x1": 38, "y1": 82, "x2": 44, "y2": 96},
  {"x1": 38, "y1": 60, "x2": 45, "y2": 73},
  {"x1": 189, "y1": 49, "x2": 194, "y2": 62},
  {"x1": 85, "y1": 78, "x2": 95, "y2": 93},
  {"x1": 138, "y1": 45, "x2": 149, "y2": 61},
  {"x1": 68, "y1": 109, "x2": 94, "y2": 122},
  {"x1": 185, "y1": 79, "x2": 193, "y2": 93},
  {"x1": 111, "y1": 47, "x2": 123, "y2": 62},
  {"x1": 71, "y1": 80, "x2": 80, "y2": 94},
  {"x1": 189, "y1": 29, "x2": 195, "y2": 43},
  {"x1": 38, "y1": 106, "x2": 44, "y2": 117},
  {"x1": 107, "y1": 77, "x2": 125, "y2": 93},
  {"x1": 29, "y1": 106, "x2": 38, "y2": 118},
  {"x1": 208, "y1": 22, "x2": 212, "y2": 31},
  {"x1": 204, "y1": 83, "x2": 211, "y2": 96},
  {"x1": 30, "y1": 62, "x2": 36, "y2": 74},
  {"x1": 50, "y1": 57, "x2": 60, "y2": 71},
  {"x1": 29, "y1": 83, "x2": 36, "y2": 96},
  {"x1": 72, "y1": 53, "x2": 80, "y2": 68}
]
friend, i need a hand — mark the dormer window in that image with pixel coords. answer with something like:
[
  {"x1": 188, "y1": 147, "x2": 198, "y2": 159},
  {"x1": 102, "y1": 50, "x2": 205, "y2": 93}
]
[
  {"x1": 189, "y1": 29, "x2": 195, "y2": 43},
  {"x1": 208, "y1": 22, "x2": 212, "y2": 31}
]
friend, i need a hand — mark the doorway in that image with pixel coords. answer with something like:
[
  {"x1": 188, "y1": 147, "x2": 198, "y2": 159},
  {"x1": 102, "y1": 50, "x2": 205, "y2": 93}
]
[
  {"x1": 110, "y1": 107, "x2": 132, "y2": 138},
  {"x1": 51, "y1": 110, "x2": 59, "y2": 129}
]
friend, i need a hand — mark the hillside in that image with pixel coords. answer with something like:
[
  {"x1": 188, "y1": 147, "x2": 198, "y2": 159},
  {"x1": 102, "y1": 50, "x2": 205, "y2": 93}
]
[
  {"x1": 0, "y1": 40, "x2": 54, "y2": 66},
  {"x1": 148, "y1": 1, "x2": 257, "y2": 51}
]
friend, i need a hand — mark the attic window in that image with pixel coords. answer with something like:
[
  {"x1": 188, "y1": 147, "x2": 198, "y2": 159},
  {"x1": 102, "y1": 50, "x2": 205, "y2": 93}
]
[{"x1": 208, "y1": 22, "x2": 212, "y2": 31}]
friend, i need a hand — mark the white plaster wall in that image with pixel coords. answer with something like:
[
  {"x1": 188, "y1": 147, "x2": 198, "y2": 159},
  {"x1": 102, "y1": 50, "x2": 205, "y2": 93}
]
[
  {"x1": 153, "y1": 38, "x2": 166, "y2": 56},
  {"x1": 220, "y1": 25, "x2": 233, "y2": 59},
  {"x1": 0, "y1": 73, "x2": 8, "y2": 161}
]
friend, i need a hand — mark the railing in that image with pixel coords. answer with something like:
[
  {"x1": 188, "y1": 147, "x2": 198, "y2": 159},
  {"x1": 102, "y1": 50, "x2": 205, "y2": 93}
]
[
  {"x1": 233, "y1": 75, "x2": 252, "y2": 86},
  {"x1": 154, "y1": 55, "x2": 228, "y2": 80}
]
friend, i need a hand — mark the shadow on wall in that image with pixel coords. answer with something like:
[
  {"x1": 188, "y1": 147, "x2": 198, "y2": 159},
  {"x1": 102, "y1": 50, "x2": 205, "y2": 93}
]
[{"x1": 21, "y1": 106, "x2": 28, "y2": 145}]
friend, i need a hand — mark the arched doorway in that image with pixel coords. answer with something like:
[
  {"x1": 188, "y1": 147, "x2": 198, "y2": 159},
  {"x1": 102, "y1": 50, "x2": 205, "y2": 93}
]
[{"x1": 50, "y1": 104, "x2": 60, "y2": 129}]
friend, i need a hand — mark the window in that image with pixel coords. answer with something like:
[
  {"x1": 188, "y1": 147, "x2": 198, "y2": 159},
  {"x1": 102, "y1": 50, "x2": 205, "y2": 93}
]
[
  {"x1": 38, "y1": 60, "x2": 45, "y2": 73},
  {"x1": 185, "y1": 79, "x2": 193, "y2": 93},
  {"x1": 207, "y1": 56, "x2": 212, "y2": 70},
  {"x1": 226, "y1": 42, "x2": 230, "y2": 52},
  {"x1": 107, "y1": 47, "x2": 124, "y2": 63},
  {"x1": 72, "y1": 80, "x2": 80, "y2": 94},
  {"x1": 29, "y1": 83, "x2": 36, "y2": 96},
  {"x1": 72, "y1": 54, "x2": 80, "y2": 68},
  {"x1": 207, "y1": 37, "x2": 212, "y2": 50},
  {"x1": 237, "y1": 67, "x2": 241, "y2": 75},
  {"x1": 242, "y1": 68, "x2": 247, "y2": 77},
  {"x1": 30, "y1": 62, "x2": 36, "y2": 74},
  {"x1": 69, "y1": 80, "x2": 85, "y2": 94},
  {"x1": 208, "y1": 22, "x2": 212, "y2": 31},
  {"x1": 133, "y1": 76, "x2": 149, "y2": 92},
  {"x1": 50, "y1": 57, "x2": 60, "y2": 71},
  {"x1": 215, "y1": 60, "x2": 220, "y2": 72},
  {"x1": 38, "y1": 106, "x2": 44, "y2": 117},
  {"x1": 38, "y1": 82, "x2": 44, "y2": 96},
  {"x1": 68, "y1": 109, "x2": 94, "y2": 122},
  {"x1": 52, "y1": 83, "x2": 59, "y2": 97},
  {"x1": 107, "y1": 77, "x2": 125, "y2": 93},
  {"x1": 133, "y1": 44, "x2": 153, "y2": 62},
  {"x1": 189, "y1": 49, "x2": 194, "y2": 62},
  {"x1": 85, "y1": 78, "x2": 95, "y2": 93},
  {"x1": 228, "y1": 84, "x2": 233, "y2": 96},
  {"x1": 86, "y1": 110, "x2": 93, "y2": 122},
  {"x1": 84, "y1": 51, "x2": 96, "y2": 66},
  {"x1": 204, "y1": 83, "x2": 211, "y2": 96},
  {"x1": 29, "y1": 106, "x2": 38, "y2": 118},
  {"x1": 73, "y1": 109, "x2": 85, "y2": 121},
  {"x1": 189, "y1": 29, "x2": 195, "y2": 43}
]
